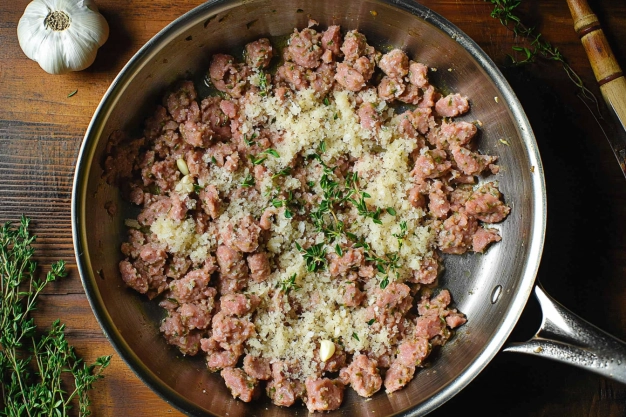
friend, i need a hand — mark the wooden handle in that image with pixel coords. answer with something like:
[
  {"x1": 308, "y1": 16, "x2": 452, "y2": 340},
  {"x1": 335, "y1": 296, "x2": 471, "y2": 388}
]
[
  {"x1": 566, "y1": 0, "x2": 626, "y2": 131},
  {"x1": 567, "y1": 0, "x2": 622, "y2": 84}
]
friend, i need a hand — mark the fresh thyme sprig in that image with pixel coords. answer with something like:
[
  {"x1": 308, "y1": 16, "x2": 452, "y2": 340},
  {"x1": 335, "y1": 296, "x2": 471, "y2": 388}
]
[
  {"x1": 270, "y1": 191, "x2": 296, "y2": 219},
  {"x1": 263, "y1": 149, "x2": 280, "y2": 158},
  {"x1": 249, "y1": 148, "x2": 280, "y2": 166},
  {"x1": 249, "y1": 154, "x2": 267, "y2": 165},
  {"x1": 257, "y1": 70, "x2": 270, "y2": 97},
  {"x1": 346, "y1": 172, "x2": 384, "y2": 225},
  {"x1": 295, "y1": 242, "x2": 328, "y2": 272},
  {"x1": 353, "y1": 239, "x2": 401, "y2": 289},
  {"x1": 271, "y1": 167, "x2": 291, "y2": 179},
  {"x1": 243, "y1": 132, "x2": 258, "y2": 146},
  {"x1": 278, "y1": 273, "x2": 300, "y2": 294},
  {"x1": 487, "y1": 0, "x2": 598, "y2": 105},
  {"x1": 308, "y1": 153, "x2": 353, "y2": 242},
  {"x1": 241, "y1": 173, "x2": 255, "y2": 188},
  {"x1": 0, "y1": 216, "x2": 111, "y2": 417},
  {"x1": 392, "y1": 221, "x2": 408, "y2": 250},
  {"x1": 347, "y1": 173, "x2": 397, "y2": 226},
  {"x1": 299, "y1": 153, "x2": 406, "y2": 287}
]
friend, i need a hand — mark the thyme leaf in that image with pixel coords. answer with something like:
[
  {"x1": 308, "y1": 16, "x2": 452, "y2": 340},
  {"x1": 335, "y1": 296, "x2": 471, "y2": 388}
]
[
  {"x1": 272, "y1": 167, "x2": 291, "y2": 179},
  {"x1": 392, "y1": 221, "x2": 408, "y2": 250},
  {"x1": 348, "y1": 173, "x2": 382, "y2": 224},
  {"x1": 271, "y1": 198, "x2": 286, "y2": 208},
  {"x1": 380, "y1": 276, "x2": 389, "y2": 289},
  {"x1": 249, "y1": 154, "x2": 267, "y2": 165},
  {"x1": 270, "y1": 192, "x2": 297, "y2": 219},
  {"x1": 243, "y1": 133, "x2": 258, "y2": 146},
  {"x1": 261, "y1": 148, "x2": 280, "y2": 158},
  {"x1": 241, "y1": 174, "x2": 255, "y2": 188},
  {"x1": 279, "y1": 273, "x2": 300, "y2": 294},
  {"x1": 257, "y1": 70, "x2": 269, "y2": 97}
]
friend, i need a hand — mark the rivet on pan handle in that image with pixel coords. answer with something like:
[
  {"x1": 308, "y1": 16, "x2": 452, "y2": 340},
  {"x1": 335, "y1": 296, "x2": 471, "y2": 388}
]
[{"x1": 503, "y1": 284, "x2": 626, "y2": 384}]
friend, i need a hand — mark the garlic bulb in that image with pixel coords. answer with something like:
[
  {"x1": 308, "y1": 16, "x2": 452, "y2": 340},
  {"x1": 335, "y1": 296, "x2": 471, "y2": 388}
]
[{"x1": 17, "y1": 0, "x2": 109, "y2": 75}]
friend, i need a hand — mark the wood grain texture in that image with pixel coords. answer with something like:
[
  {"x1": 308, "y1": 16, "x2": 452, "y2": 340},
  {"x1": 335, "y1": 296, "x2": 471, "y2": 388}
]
[{"x1": 1, "y1": 1, "x2": 626, "y2": 416}]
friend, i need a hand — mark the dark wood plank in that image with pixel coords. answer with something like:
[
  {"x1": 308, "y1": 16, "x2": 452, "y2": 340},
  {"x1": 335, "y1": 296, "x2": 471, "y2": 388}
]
[{"x1": 1, "y1": 0, "x2": 625, "y2": 416}]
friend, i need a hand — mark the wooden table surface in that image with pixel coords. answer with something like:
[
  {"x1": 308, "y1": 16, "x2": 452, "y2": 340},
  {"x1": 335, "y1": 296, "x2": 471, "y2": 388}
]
[{"x1": 2, "y1": 0, "x2": 626, "y2": 416}]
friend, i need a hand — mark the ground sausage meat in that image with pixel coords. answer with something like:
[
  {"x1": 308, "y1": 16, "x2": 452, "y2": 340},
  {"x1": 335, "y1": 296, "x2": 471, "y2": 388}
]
[
  {"x1": 111, "y1": 24, "x2": 510, "y2": 412},
  {"x1": 339, "y1": 354, "x2": 382, "y2": 397},
  {"x1": 244, "y1": 354, "x2": 272, "y2": 380},
  {"x1": 384, "y1": 361, "x2": 415, "y2": 393},
  {"x1": 379, "y1": 49, "x2": 409, "y2": 78},
  {"x1": 305, "y1": 378, "x2": 344, "y2": 412},
  {"x1": 245, "y1": 38, "x2": 273, "y2": 69},
  {"x1": 222, "y1": 367, "x2": 259, "y2": 402}
]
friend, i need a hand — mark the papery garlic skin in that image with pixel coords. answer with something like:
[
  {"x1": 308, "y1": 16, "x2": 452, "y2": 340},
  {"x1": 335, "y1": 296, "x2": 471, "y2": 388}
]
[{"x1": 17, "y1": 0, "x2": 109, "y2": 75}]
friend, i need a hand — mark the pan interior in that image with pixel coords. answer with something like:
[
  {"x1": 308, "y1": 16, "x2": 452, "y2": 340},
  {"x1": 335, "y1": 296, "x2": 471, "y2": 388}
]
[{"x1": 73, "y1": 0, "x2": 546, "y2": 416}]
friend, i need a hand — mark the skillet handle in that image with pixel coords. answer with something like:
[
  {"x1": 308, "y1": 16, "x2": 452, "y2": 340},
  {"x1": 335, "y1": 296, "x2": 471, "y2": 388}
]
[{"x1": 503, "y1": 284, "x2": 626, "y2": 384}]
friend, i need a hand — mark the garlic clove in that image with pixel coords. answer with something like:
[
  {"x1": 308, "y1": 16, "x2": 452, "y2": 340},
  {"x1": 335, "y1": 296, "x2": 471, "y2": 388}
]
[
  {"x1": 62, "y1": 29, "x2": 99, "y2": 72},
  {"x1": 16, "y1": 1, "x2": 50, "y2": 60},
  {"x1": 37, "y1": 33, "x2": 68, "y2": 75},
  {"x1": 175, "y1": 175, "x2": 195, "y2": 194},
  {"x1": 177, "y1": 158, "x2": 190, "y2": 176},
  {"x1": 69, "y1": 4, "x2": 109, "y2": 46},
  {"x1": 319, "y1": 340, "x2": 336, "y2": 362}
]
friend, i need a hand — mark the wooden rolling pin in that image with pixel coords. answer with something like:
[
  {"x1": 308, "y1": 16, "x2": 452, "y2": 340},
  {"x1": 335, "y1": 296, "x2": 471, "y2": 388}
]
[{"x1": 566, "y1": 0, "x2": 626, "y2": 173}]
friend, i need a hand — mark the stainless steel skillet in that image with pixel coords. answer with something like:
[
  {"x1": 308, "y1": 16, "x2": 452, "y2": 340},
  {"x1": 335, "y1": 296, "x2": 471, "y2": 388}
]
[{"x1": 70, "y1": 0, "x2": 626, "y2": 415}]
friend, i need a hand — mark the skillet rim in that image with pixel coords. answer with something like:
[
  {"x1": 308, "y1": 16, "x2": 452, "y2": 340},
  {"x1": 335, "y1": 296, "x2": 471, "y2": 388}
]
[{"x1": 71, "y1": 0, "x2": 547, "y2": 415}]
